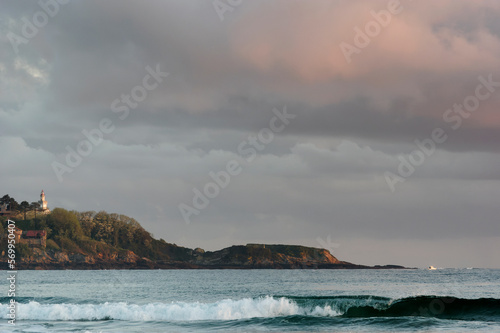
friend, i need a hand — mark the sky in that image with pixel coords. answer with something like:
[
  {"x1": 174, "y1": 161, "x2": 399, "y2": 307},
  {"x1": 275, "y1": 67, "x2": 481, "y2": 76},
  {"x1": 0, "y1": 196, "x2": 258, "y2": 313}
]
[{"x1": 1, "y1": 0, "x2": 499, "y2": 268}]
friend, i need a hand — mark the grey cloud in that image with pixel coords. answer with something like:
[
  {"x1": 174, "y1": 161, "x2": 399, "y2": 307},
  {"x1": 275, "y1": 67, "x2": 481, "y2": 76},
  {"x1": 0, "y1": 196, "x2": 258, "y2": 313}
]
[{"x1": 1, "y1": 0, "x2": 500, "y2": 268}]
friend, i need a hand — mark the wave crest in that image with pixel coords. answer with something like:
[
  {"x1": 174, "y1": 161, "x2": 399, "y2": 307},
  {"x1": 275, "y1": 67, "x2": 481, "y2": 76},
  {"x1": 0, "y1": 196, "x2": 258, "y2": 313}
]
[
  {"x1": 1, "y1": 295, "x2": 498, "y2": 322},
  {"x1": 0, "y1": 296, "x2": 338, "y2": 321}
]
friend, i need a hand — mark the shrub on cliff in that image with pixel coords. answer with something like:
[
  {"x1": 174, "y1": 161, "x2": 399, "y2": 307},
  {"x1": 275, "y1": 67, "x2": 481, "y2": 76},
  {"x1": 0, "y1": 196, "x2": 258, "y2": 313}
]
[
  {"x1": 16, "y1": 243, "x2": 32, "y2": 259},
  {"x1": 46, "y1": 208, "x2": 83, "y2": 240},
  {"x1": 54, "y1": 236, "x2": 81, "y2": 253},
  {"x1": 46, "y1": 239, "x2": 60, "y2": 251}
]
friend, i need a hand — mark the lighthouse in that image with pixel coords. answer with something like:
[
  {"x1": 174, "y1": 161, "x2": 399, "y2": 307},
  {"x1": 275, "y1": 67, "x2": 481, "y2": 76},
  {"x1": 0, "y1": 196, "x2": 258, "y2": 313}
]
[{"x1": 39, "y1": 190, "x2": 49, "y2": 211}]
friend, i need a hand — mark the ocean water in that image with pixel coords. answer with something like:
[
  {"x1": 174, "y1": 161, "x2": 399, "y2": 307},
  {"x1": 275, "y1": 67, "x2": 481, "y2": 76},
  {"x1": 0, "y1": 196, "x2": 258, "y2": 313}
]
[{"x1": 1, "y1": 268, "x2": 499, "y2": 332}]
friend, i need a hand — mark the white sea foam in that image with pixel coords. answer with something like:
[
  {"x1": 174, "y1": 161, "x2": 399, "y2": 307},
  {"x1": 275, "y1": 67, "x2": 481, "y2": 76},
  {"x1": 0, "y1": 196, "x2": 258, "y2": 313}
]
[{"x1": 0, "y1": 297, "x2": 340, "y2": 321}]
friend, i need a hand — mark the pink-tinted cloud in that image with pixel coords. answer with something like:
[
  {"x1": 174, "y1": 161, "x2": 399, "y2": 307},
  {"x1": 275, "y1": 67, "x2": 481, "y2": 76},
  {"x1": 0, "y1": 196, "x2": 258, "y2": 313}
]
[{"x1": 229, "y1": 0, "x2": 500, "y2": 125}]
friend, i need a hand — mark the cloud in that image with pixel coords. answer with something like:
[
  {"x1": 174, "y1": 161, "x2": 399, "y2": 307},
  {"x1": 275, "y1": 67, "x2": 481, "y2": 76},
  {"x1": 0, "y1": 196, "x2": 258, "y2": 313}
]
[{"x1": 1, "y1": 0, "x2": 499, "y2": 267}]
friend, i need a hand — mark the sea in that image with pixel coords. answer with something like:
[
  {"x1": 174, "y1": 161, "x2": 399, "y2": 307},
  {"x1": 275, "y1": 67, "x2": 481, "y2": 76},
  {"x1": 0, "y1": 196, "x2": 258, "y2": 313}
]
[{"x1": 1, "y1": 268, "x2": 499, "y2": 332}]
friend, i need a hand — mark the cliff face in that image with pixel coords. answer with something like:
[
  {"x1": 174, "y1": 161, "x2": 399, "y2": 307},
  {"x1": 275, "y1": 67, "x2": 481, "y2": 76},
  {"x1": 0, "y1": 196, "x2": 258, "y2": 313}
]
[
  {"x1": 17, "y1": 248, "x2": 144, "y2": 269},
  {"x1": 12, "y1": 243, "x2": 406, "y2": 270},
  {"x1": 190, "y1": 244, "x2": 341, "y2": 268},
  {"x1": 14, "y1": 243, "x2": 348, "y2": 269}
]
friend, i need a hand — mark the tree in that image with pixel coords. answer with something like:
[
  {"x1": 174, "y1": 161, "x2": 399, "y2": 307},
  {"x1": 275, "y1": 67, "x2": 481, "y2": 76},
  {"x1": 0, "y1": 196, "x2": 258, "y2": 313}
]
[
  {"x1": 0, "y1": 194, "x2": 11, "y2": 206},
  {"x1": 30, "y1": 202, "x2": 41, "y2": 220},
  {"x1": 0, "y1": 195, "x2": 17, "y2": 213},
  {"x1": 46, "y1": 208, "x2": 83, "y2": 240},
  {"x1": 8, "y1": 197, "x2": 19, "y2": 213},
  {"x1": 20, "y1": 201, "x2": 30, "y2": 220},
  {"x1": 73, "y1": 211, "x2": 96, "y2": 237}
]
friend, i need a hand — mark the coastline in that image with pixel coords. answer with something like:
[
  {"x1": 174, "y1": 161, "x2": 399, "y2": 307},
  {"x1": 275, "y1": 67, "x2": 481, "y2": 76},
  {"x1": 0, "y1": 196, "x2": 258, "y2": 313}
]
[{"x1": 3, "y1": 260, "x2": 409, "y2": 270}]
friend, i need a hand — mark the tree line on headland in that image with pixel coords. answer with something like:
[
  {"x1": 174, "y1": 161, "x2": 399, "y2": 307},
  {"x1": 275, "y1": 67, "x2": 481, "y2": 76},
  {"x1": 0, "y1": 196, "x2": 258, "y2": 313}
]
[
  {"x1": 1, "y1": 194, "x2": 42, "y2": 220},
  {"x1": 1, "y1": 209, "x2": 181, "y2": 263}
]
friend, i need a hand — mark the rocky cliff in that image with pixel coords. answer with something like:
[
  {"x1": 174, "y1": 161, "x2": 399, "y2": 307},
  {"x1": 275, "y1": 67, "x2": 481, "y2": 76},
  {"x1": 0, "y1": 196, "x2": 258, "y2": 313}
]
[
  {"x1": 191, "y1": 244, "x2": 341, "y2": 268},
  {"x1": 12, "y1": 243, "x2": 406, "y2": 270}
]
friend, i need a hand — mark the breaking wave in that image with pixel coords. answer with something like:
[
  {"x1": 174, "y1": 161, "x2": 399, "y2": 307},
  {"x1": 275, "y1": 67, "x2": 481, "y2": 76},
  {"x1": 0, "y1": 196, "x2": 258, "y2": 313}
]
[{"x1": 1, "y1": 295, "x2": 499, "y2": 322}]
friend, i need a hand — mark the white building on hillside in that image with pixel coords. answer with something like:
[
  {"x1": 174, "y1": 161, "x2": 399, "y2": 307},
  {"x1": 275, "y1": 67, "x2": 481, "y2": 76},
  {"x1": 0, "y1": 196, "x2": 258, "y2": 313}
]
[{"x1": 39, "y1": 190, "x2": 50, "y2": 213}]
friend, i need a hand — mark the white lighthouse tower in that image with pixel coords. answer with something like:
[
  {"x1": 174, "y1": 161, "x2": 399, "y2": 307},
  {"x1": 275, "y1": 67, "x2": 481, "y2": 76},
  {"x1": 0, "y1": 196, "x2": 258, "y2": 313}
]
[{"x1": 39, "y1": 190, "x2": 49, "y2": 212}]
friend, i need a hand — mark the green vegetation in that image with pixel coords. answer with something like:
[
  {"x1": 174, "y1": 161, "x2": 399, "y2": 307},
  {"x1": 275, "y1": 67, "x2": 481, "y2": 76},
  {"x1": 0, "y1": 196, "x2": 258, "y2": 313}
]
[
  {"x1": 208, "y1": 244, "x2": 327, "y2": 264},
  {"x1": 46, "y1": 239, "x2": 60, "y2": 251},
  {"x1": 0, "y1": 194, "x2": 41, "y2": 221},
  {"x1": 1, "y1": 205, "x2": 192, "y2": 261},
  {"x1": 0, "y1": 194, "x2": 339, "y2": 268},
  {"x1": 16, "y1": 243, "x2": 33, "y2": 258}
]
